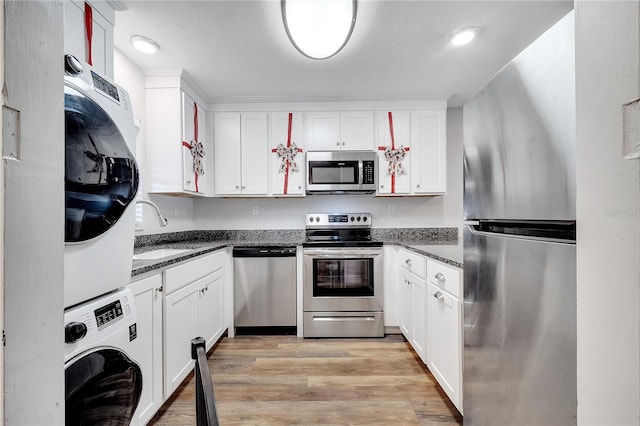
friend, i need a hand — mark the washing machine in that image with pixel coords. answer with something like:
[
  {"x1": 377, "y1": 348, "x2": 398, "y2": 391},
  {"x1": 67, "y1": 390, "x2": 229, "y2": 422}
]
[
  {"x1": 64, "y1": 287, "x2": 142, "y2": 425},
  {"x1": 64, "y1": 55, "x2": 139, "y2": 308}
]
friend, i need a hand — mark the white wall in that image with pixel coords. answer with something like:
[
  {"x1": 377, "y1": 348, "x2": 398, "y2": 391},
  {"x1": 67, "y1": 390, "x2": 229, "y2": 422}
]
[
  {"x1": 575, "y1": 1, "x2": 640, "y2": 424},
  {"x1": 113, "y1": 49, "x2": 195, "y2": 234},
  {"x1": 193, "y1": 108, "x2": 464, "y2": 230},
  {"x1": 3, "y1": 0, "x2": 65, "y2": 423}
]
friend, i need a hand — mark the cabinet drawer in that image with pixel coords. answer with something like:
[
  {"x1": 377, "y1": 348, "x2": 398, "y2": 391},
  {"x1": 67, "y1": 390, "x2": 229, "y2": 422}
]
[
  {"x1": 427, "y1": 259, "x2": 461, "y2": 298},
  {"x1": 398, "y1": 248, "x2": 426, "y2": 278},
  {"x1": 164, "y1": 250, "x2": 226, "y2": 294}
]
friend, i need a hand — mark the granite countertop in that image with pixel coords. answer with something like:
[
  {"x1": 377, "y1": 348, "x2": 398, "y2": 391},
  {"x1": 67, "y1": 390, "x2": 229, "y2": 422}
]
[{"x1": 131, "y1": 228, "x2": 463, "y2": 278}]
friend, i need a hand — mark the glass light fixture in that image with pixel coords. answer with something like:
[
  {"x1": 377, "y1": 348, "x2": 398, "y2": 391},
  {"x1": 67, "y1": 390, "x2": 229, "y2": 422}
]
[
  {"x1": 130, "y1": 35, "x2": 160, "y2": 54},
  {"x1": 282, "y1": 0, "x2": 357, "y2": 60},
  {"x1": 450, "y1": 27, "x2": 478, "y2": 46}
]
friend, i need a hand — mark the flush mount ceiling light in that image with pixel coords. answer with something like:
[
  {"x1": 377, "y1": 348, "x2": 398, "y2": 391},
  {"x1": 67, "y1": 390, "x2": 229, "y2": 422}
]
[
  {"x1": 130, "y1": 35, "x2": 160, "y2": 54},
  {"x1": 450, "y1": 26, "x2": 478, "y2": 46},
  {"x1": 282, "y1": 0, "x2": 357, "y2": 60}
]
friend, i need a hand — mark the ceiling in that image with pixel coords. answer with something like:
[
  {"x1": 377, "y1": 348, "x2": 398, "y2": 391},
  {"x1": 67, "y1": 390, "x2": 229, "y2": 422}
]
[{"x1": 113, "y1": 0, "x2": 573, "y2": 107}]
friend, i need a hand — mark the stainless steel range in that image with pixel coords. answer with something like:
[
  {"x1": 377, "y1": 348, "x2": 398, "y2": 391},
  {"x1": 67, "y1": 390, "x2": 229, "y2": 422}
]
[{"x1": 302, "y1": 213, "x2": 384, "y2": 338}]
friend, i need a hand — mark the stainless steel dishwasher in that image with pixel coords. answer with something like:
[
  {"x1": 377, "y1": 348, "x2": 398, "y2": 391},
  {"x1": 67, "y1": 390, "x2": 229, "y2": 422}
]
[{"x1": 233, "y1": 246, "x2": 297, "y2": 334}]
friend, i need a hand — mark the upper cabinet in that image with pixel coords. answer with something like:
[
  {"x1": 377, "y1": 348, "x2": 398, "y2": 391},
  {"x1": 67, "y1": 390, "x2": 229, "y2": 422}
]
[
  {"x1": 305, "y1": 111, "x2": 375, "y2": 151},
  {"x1": 376, "y1": 109, "x2": 447, "y2": 196},
  {"x1": 269, "y1": 112, "x2": 305, "y2": 196},
  {"x1": 145, "y1": 71, "x2": 211, "y2": 196},
  {"x1": 214, "y1": 112, "x2": 269, "y2": 196},
  {"x1": 63, "y1": 0, "x2": 114, "y2": 77}
]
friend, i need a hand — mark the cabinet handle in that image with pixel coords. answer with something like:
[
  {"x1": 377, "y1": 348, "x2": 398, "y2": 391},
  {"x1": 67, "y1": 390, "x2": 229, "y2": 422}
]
[
  {"x1": 435, "y1": 272, "x2": 446, "y2": 281},
  {"x1": 156, "y1": 286, "x2": 163, "y2": 293},
  {"x1": 380, "y1": 185, "x2": 384, "y2": 189},
  {"x1": 405, "y1": 259, "x2": 412, "y2": 266},
  {"x1": 342, "y1": 142, "x2": 346, "y2": 146},
  {"x1": 298, "y1": 186, "x2": 302, "y2": 190},
  {"x1": 434, "y1": 291, "x2": 445, "y2": 302},
  {"x1": 235, "y1": 185, "x2": 239, "y2": 189},
  {"x1": 416, "y1": 184, "x2": 421, "y2": 188},
  {"x1": 242, "y1": 186, "x2": 246, "y2": 190},
  {"x1": 336, "y1": 141, "x2": 340, "y2": 146}
]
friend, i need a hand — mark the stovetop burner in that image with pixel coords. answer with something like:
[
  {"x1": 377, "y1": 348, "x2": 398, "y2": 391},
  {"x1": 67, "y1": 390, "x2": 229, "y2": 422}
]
[{"x1": 303, "y1": 213, "x2": 382, "y2": 248}]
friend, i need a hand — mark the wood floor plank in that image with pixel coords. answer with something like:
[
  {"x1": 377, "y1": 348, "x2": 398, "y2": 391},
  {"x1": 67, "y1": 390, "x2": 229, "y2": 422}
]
[{"x1": 149, "y1": 335, "x2": 463, "y2": 425}]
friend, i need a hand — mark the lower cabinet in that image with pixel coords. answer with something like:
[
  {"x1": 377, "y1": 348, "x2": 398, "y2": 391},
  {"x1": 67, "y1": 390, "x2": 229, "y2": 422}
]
[
  {"x1": 128, "y1": 273, "x2": 164, "y2": 426},
  {"x1": 399, "y1": 268, "x2": 427, "y2": 363},
  {"x1": 163, "y1": 250, "x2": 227, "y2": 399},
  {"x1": 426, "y1": 259, "x2": 463, "y2": 412}
]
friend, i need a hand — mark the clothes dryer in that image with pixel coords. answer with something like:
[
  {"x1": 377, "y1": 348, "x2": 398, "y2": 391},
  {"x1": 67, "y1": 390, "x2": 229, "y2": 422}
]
[
  {"x1": 64, "y1": 55, "x2": 139, "y2": 308},
  {"x1": 64, "y1": 288, "x2": 142, "y2": 425}
]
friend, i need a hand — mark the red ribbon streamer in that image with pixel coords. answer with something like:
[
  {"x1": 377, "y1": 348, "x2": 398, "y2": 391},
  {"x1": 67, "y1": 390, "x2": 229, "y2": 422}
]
[
  {"x1": 271, "y1": 113, "x2": 303, "y2": 195},
  {"x1": 182, "y1": 102, "x2": 200, "y2": 192},
  {"x1": 84, "y1": 2, "x2": 93, "y2": 66}
]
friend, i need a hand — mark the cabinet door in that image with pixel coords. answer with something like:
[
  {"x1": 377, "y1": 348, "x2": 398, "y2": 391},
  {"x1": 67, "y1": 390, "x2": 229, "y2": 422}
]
[
  {"x1": 341, "y1": 111, "x2": 375, "y2": 150},
  {"x1": 128, "y1": 274, "x2": 163, "y2": 425},
  {"x1": 377, "y1": 111, "x2": 411, "y2": 194},
  {"x1": 427, "y1": 282, "x2": 462, "y2": 410},
  {"x1": 305, "y1": 112, "x2": 341, "y2": 151},
  {"x1": 411, "y1": 110, "x2": 447, "y2": 194},
  {"x1": 63, "y1": 0, "x2": 113, "y2": 77},
  {"x1": 198, "y1": 269, "x2": 225, "y2": 351},
  {"x1": 182, "y1": 92, "x2": 207, "y2": 194},
  {"x1": 214, "y1": 113, "x2": 242, "y2": 195},
  {"x1": 411, "y1": 276, "x2": 427, "y2": 363},
  {"x1": 270, "y1": 112, "x2": 305, "y2": 196},
  {"x1": 399, "y1": 270, "x2": 412, "y2": 338},
  {"x1": 163, "y1": 281, "x2": 199, "y2": 399},
  {"x1": 241, "y1": 113, "x2": 269, "y2": 195}
]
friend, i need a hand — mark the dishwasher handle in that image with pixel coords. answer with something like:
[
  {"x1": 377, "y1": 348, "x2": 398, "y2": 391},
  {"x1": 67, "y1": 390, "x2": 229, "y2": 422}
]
[{"x1": 232, "y1": 246, "x2": 297, "y2": 257}]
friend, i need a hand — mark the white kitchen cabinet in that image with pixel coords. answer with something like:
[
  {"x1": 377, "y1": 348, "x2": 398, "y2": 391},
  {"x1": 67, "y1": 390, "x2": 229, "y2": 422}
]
[
  {"x1": 127, "y1": 273, "x2": 163, "y2": 426},
  {"x1": 377, "y1": 111, "x2": 412, "y2": 195},
  {"x1": 145, "y1": 72, "x2": 211, "y2": 196},
  {"x1": 214, "y1": 112, "x2": 269, "y2": 196},
  {"x1": 410, "y1": 110, "x2": 447, "y2": 194},
  {"x1": 63, "y1": 0, "x2": 114, "y2": 77},
  {"x1": 426, "y1": 259, "x2": 462, "y2": 412},
  {"x1": 376, "y1": 110, "x2": 447, "y2": 196},
  {"x1": 269, "y1": 112, "x2": 305, "y2": 196},
  {"x1": 162, "y1": 250, "x2": 227, "y2": 399},
  {"x1": 398, "y1": 248, "x2": 428, "y2": 363},
  {"x1": 305, "y1": 111, "x2": 375, "y2": 151}
]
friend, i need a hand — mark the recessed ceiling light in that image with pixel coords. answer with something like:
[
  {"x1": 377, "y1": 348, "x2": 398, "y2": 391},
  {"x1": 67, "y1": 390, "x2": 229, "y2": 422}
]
[
  {"x1": 282, "y1": 0, "x2": 357, "y2": 60},
  {"x1": 130, "y1": 35, "x2": 160, "y2": 54},
  {"x1": 450, "y1": 27, "x2": 478, "y2": 46}
]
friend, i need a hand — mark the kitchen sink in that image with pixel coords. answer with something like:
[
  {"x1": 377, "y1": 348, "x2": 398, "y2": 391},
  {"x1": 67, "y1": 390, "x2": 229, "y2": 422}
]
[{"x1": 133, "y1": 248, "x2": 191, "y2": 260}]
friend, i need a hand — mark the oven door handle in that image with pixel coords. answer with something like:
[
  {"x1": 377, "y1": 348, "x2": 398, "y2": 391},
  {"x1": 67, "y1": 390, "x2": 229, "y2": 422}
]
[{"x1": 303, "y1": 249, "x2": 382, "y2": 257}]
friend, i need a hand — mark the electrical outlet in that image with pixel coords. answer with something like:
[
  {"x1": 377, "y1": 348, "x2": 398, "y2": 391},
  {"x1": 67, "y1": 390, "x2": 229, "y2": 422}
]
[{"x1": 252, "y1": 206, "x2": 259, "y2": 216}]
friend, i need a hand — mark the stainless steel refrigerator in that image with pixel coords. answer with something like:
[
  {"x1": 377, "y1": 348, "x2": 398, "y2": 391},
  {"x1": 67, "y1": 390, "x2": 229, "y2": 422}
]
[{"x1": 463, "y1": 11, "x2": 576, "y2": 425}]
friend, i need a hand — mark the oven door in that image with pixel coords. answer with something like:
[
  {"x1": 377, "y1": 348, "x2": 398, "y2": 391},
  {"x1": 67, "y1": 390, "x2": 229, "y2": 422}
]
[{"x1": 303, "y1": 248, "x2": 383, "y2": 312}]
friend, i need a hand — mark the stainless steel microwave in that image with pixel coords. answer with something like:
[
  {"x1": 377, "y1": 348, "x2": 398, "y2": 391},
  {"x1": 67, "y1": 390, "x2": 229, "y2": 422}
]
[{"x1": 306, "y1": 151, "x2": 377, "y2": 194}]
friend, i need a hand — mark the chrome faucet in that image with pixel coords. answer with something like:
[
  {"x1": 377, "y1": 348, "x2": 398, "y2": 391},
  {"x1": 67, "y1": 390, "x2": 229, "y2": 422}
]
[{"x1": 136, "y1": 199, "x2": 168, "y2": 227}]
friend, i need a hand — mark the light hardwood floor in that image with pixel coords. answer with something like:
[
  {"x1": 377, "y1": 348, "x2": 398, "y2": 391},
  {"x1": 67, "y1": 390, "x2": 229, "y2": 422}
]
[{"x1": 150, "y1": 334, "x2": 463, "y2": 425}]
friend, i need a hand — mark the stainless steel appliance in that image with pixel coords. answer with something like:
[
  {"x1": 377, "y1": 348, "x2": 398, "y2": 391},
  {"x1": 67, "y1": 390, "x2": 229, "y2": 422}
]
[
  {"x1": 233, "y1": 246, "x2": 297, "y2": 334},
  {"x1": 303, "y1": 213, "x2": 383, "y2": 337},
  {"x1": 463, "y1": 11, "x2": 576, "y2": 425},
  {"x1": 306, "y1": 151, "x2": 376, "y2": 194}
]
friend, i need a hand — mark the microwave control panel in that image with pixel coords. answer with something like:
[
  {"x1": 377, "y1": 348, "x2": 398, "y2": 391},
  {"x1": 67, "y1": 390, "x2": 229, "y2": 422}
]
[{"x1": 362, "y1": 161, "x2": 375, "y2": 184}]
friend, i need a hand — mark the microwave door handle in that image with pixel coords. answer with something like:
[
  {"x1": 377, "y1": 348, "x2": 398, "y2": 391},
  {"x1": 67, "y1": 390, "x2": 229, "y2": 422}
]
[{"x1": 358, "y1": 160, "x2": 364, "y2": 187}]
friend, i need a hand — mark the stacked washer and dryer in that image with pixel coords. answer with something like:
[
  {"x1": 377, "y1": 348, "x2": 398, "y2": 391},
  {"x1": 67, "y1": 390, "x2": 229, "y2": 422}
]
[{"x1": 63, "y1": 54, "x2": 144, "y2": 425}]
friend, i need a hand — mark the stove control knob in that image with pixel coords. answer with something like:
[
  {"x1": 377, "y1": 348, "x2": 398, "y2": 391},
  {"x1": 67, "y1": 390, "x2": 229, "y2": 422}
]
[
  {"x1": 315, "y1": 216, "x2": 320, "y2": 223},
  {"x1": 363, "y1": 217, "x2": 368, "y2": 222},
  {"x1": 65, "y1": 321, "x2": 87, "y2": 344},
  {"x1": 350, "y1": 216, "x2": 355, "y2": 222},
  {"x1": 357, "y1": 216, "x2": 361, "y2": 222},
  {"x1": 309, "y1": 217, "x2": 314, "y2": 223}
]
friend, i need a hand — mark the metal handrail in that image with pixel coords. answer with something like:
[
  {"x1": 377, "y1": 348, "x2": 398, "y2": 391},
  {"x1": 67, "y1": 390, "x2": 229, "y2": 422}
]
[{"x1": 191, "y1": 337, "x2": 219, "y2": 426}]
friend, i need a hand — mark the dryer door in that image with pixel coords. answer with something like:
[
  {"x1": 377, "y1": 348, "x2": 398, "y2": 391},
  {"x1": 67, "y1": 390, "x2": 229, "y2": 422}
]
[
  {"x1": 65, "y1": 348, "x2": 142, "y2": 425},
  {"x1": 64, "y1": 85, "x2": 139, "y2": 243}
]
